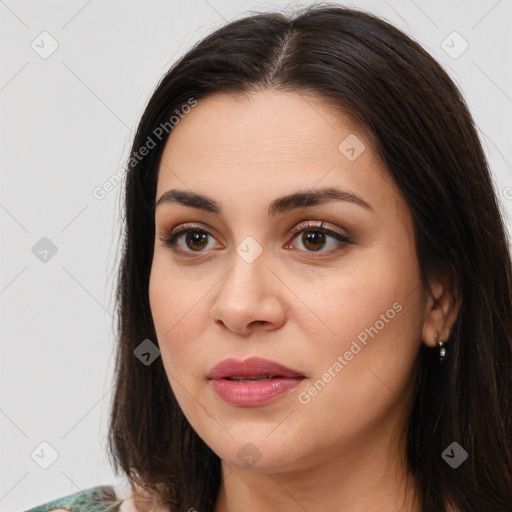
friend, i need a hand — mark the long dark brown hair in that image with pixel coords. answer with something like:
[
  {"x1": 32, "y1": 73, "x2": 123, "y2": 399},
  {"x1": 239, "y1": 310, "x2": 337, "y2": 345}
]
[{"x1": 107, "y1": 3, "x2": 512, "y2": 511}]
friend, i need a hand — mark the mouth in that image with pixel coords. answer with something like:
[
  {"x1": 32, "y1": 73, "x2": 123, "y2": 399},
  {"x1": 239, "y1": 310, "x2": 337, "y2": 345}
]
[
  {"x1": 224, "y1": 375, "x2": 303, "y2": 382},
  {"x1": 224, "y1": 375, "x2": 284, "y2": 382},
  {"x1": 207, "y1": 357, "x2": 305, "y2": 407},
  {"x1": 207, "y1": 356, "x2": 305, "y2": 381}
]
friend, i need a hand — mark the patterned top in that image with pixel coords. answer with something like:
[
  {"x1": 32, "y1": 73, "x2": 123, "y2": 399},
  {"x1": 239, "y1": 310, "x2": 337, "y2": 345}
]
[{"x1": 22, "y1": 484, "x2": 167, "y2": 512}]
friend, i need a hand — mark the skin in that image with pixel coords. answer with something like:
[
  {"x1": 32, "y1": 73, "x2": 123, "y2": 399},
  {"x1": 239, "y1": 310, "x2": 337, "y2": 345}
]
[{"x1": 148, "y1": 90, "x2": 461, "y2": 512}]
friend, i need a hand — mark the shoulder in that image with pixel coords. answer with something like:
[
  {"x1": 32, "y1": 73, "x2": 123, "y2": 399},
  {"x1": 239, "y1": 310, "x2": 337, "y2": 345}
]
[
  {"x1": 22, "y1": 485, "x2": 122, "y2": 512},
  {"x1": 23, "y1": 483, "x2": 170, "y2": 512}
]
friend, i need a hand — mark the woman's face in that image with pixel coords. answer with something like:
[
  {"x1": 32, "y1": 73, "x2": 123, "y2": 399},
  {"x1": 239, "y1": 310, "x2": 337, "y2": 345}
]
[{"x1": 149, "y1": 90, "x2": 427, "y2": 473}]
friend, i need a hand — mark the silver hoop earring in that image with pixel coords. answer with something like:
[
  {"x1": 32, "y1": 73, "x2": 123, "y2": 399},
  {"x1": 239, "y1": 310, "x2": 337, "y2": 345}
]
[{"x1": 436, "y1": 332, "x2": 446, "y2": 363}]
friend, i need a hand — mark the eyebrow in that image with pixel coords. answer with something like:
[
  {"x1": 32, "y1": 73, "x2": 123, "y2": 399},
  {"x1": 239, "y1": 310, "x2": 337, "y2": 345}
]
[{"x1": 154, "y1": 187, "x2": 374, "y2": 215}]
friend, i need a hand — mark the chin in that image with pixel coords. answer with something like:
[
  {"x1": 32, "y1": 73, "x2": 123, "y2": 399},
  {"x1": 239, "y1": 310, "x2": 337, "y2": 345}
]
[{"x1": 204, "y1": 433, "x2": 311, "y2": 474}]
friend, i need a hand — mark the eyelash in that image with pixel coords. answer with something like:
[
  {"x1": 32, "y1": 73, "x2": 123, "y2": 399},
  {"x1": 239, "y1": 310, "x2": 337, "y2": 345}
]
[{"x1": 158, "y1": 221, "x2": 352, "y2": 257}]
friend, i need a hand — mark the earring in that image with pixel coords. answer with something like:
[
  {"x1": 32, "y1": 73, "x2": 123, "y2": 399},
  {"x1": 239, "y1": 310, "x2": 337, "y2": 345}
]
[{"x1": 436, "y1": 332, "x2": 446, "y2": 363}]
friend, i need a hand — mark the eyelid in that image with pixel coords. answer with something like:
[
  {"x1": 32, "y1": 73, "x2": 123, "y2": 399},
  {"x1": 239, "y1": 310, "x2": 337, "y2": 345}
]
[{"x1": 289, "y1": 220, "x2": 347, "y2": 238}]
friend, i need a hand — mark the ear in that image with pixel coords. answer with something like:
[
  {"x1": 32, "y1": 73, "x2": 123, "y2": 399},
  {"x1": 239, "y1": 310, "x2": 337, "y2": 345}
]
[{"x1": 421, "y1": 271, "x2": 462, "y2": 347}]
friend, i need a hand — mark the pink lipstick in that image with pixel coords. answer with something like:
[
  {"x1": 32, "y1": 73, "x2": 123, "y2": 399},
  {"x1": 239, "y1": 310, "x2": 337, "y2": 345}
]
[{"x1": 207, "y1": 357, "x2": 305, "y2": 407}]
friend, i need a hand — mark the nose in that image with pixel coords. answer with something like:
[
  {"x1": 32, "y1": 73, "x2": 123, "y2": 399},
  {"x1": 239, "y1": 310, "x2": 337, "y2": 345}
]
[{"x1": 210, "y1": 251, "x2": 286, "y2": 336}]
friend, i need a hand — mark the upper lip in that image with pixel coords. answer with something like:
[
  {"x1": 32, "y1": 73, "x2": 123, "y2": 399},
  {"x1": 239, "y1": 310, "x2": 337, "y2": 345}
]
[{"x1": 207, "y1": 357, "x2": 305, "y2": 379}]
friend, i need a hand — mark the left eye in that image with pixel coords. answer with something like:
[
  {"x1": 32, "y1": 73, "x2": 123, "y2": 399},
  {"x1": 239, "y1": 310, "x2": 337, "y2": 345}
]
[
  {"x1": 159, "y1": 222, "x2": 351, "y2": 255},
  {"x1": 288, "y1": 225, "x2": 351, "y2": 253}
]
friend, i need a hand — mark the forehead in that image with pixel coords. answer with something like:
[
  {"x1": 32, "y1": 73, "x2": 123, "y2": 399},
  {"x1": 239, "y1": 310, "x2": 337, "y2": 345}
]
[
  {"x1": 155, "y1": 90, "x2": 402, "y2": 218},
  {"x1": 160, "y1": 90, "x2": 369, "y2": 167}
]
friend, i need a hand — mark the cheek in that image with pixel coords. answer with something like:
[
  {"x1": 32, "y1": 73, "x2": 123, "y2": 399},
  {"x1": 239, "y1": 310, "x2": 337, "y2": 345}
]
[
  {"x1": 149, "y1": 267, "x2": 213, "y2": 423},
  {"x1": 300, "y1": 258, "x2": 398, "y2": 343},
  {"x1": 293, "y1": 249, "x2": 423, "y2": 395},
  {"x1": 319, "y1": 234, "x2": 421, "y2": 350},
  {"x1": 293, "y1": 271, "x2": 424, "y2": 439},
  {"x1": 148, "y1": 258, "x2": 207, "y2": 374}
]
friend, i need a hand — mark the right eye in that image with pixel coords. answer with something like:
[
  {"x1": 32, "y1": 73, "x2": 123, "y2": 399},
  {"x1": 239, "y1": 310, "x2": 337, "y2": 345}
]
[{"x1": 159, "y1": 224, "x2": 220, "y2": 254}]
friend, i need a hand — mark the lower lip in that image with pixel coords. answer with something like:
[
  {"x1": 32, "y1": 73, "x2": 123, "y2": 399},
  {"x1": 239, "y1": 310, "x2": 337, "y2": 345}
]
[{"x1": 210, "y1": 377, "x2": 304, "y2": 406}]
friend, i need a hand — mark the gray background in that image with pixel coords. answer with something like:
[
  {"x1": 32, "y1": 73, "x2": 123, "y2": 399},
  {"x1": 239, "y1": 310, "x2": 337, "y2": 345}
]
[{"x1": 1, "y1": 1, "x2": 511, "y2": 511}]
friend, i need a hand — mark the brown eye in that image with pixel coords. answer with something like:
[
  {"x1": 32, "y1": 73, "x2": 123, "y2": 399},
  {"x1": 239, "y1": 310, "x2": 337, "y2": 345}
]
[
  {"x1": 299, "y1": 230, "x2": 327, "y2": 251},
  {"x1": 159, "y1": 221, "x2": 352, "y2": 257},
  {"x1": 182, "y1": 231, "x2": 210, "y2": 251},
  {"x1": 287, "y1": 221, "x2": 352, "y2": 255},
  {"x1": 160, "y1": 227, "x2": 215, "y2": 252}
]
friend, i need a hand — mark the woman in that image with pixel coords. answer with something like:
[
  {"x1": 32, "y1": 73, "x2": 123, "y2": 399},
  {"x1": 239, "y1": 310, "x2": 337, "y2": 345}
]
[{"x1": 24, "y1": 3, "x2": 512, "y2": 512}]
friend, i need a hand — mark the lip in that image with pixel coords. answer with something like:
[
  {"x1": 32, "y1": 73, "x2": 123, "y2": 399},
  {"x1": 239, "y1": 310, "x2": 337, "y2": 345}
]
[
  {"x1": 207, "y1": 356, "x2": 305, "y2": 379},
  {"x1": 207, "y1": 357, "x2": 305, "y2": 407}
]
